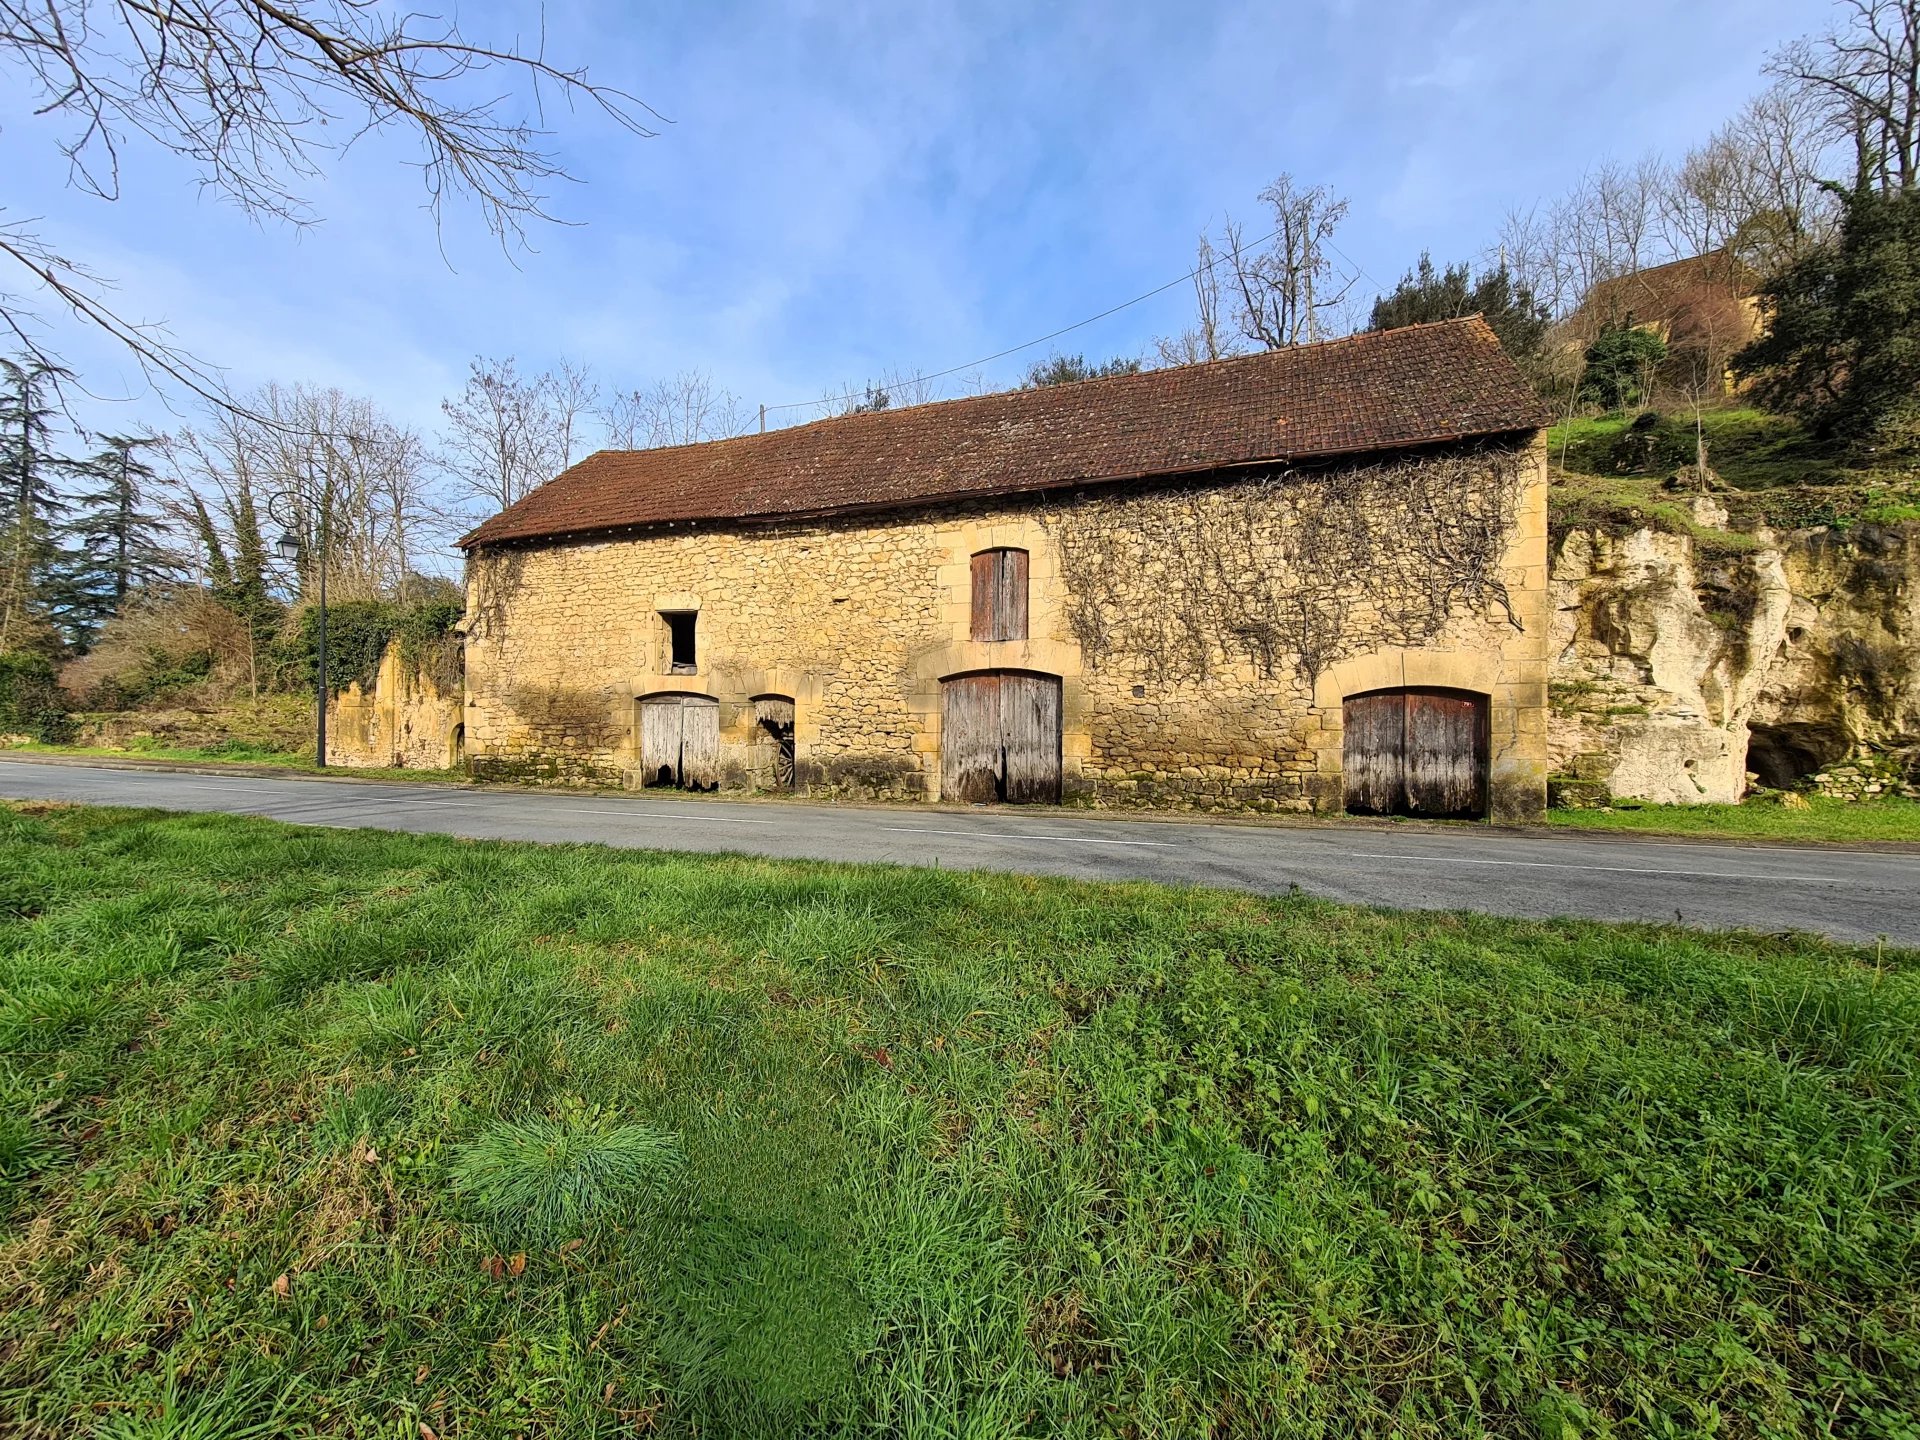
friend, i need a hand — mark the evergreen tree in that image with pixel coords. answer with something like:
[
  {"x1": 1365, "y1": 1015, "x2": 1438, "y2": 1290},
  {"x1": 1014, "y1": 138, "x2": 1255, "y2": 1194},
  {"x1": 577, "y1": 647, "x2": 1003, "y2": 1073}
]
[
  {"x1": 1020, "y1": 353, "x2": 1145, "y2": 387},
  {"x1": 1578, "y1": 323, "x2": 1669, "y2": 411},
  {"x1": 1367, "y1": 254, "x2": 1550, "y2": 363},
  {"x1": 47, "y1": 435, "x2": 176, "y2": 651},
  {"x1": 0, "y1": 358, "x2": 73, "y2": 655},
  {"x1": 1733, "y1": 180, "x2": 1920, "y2": 455}
]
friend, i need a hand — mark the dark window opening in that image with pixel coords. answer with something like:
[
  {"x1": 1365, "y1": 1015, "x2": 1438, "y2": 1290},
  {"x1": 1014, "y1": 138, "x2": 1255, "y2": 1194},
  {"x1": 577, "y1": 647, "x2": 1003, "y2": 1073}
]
[
  {"x1": 662, "y1": 611, "x2": 697, "y2": 673},
  {"x1": 970, "y1": 548, "x2": 1029, "y2": 642}
]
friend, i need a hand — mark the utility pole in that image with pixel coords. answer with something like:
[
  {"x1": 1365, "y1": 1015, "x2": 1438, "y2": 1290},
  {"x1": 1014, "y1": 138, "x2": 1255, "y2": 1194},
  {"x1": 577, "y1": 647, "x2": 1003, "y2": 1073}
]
[{"x1": 758, "y1": 403, "x2": 766, "y2": 434}]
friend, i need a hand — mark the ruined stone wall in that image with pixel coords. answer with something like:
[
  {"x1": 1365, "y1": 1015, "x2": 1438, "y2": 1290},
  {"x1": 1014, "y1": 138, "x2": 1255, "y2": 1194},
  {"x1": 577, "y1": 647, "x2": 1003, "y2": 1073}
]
[
  {"x1": 1549, "y1": 518, "x2": 1919, "y2": 803},
  {"x1": 461, "y1": 438, "x2": 1550, "y2": 818},
  {"x1": 327, "y1": 641, "x2": 465, "y2": 771}
]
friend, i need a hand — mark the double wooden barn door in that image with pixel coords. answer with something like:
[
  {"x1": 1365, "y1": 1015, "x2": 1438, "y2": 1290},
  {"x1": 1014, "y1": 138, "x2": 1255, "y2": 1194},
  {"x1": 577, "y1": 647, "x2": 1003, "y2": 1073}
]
[
  {"x1": 1342, "y1": 688, "x2": 1489, "y2": 819},
  {"x1": 638, "y1": 693, "x2": 720, "y2": 790},
  {"x1": 941, "y1": 672, "x2": 1062, "y2": 804}
]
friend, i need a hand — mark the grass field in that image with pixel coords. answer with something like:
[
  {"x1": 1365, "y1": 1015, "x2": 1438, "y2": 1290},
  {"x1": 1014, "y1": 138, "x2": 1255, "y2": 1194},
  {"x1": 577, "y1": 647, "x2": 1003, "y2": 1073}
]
[
  {"x1": 1548, "y1": 795, "x2": 1920, "y2": 845},
  {"x1": 3, "y1": 805, "x2": 1918, "y2": 1437}
]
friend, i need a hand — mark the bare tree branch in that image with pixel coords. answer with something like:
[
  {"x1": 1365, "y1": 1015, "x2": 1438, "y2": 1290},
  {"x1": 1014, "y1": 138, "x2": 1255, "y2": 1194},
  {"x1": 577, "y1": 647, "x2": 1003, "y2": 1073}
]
[{"x1": 1, "y1": 0, "x2": 662, "y2": 414}]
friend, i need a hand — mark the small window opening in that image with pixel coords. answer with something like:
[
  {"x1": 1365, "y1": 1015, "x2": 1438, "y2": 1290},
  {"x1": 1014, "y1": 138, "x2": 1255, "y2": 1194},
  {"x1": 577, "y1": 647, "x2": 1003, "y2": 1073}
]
[{"x1": 662, "y1": 611, "x2": 697, "y2": 674}]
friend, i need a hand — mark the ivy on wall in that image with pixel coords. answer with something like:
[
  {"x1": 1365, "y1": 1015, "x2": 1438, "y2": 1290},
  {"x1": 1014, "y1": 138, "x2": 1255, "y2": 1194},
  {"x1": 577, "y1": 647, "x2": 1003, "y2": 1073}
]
[
  {"x1": 288, "y1": 600, "x2": 464, "y2": 695},
  {"x1": 1042, "y1": 445, "x2": 1526, "y2": 688}
]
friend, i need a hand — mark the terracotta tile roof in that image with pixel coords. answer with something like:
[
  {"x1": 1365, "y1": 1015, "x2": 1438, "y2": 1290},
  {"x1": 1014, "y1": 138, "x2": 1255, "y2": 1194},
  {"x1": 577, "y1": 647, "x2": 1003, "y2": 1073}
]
[{"x1": 458, "y1": 317, "x2": 1547, "y2": 549}]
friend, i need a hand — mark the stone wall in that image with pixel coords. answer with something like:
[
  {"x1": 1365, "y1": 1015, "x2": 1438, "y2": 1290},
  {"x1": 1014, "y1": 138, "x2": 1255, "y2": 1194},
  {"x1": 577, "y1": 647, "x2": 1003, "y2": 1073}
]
[
  {"x1": 1550, "y1": 517, "x2": 1919, "y2": 803},
  {"x1": 326, "y1": 641, "x2": 464, "y2": 771},
  {"x1": 462, "y1": 438, "x2": 1551, "y2": 819}
]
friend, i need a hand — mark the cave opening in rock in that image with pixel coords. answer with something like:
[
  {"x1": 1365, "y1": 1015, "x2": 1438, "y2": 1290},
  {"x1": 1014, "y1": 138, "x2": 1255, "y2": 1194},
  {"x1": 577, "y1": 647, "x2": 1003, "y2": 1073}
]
[{"x1": 1745, "y1": 723, "x2": 1848, "y2": 790}]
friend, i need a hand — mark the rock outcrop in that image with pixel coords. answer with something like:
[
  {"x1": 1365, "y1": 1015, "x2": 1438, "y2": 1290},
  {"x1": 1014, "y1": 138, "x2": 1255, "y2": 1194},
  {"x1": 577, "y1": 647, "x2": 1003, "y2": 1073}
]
[{"x1": 1551, "y1": 515, "x2": 1918, "y2": 802}]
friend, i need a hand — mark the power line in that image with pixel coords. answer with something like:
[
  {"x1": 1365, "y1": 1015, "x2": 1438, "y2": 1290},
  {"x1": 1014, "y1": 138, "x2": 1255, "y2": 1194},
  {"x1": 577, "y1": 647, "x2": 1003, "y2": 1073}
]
[{"x1": 760, "y1": 227, "x2": 1279, "y2": 416}]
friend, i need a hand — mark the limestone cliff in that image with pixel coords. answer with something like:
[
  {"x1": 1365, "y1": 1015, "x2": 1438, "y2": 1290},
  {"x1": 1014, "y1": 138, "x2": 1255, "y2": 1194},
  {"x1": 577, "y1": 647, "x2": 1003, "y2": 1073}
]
[{"x1": 1550, "y1": 514, "x2": 1919, "y2": 802}]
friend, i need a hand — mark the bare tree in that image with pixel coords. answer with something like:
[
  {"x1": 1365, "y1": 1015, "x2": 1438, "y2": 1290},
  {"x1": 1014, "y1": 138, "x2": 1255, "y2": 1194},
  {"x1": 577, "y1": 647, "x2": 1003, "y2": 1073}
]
[
  {"x1": 1220, "y1": 176, "x2": 1356, "y2": 348},
  {"x1": 1729, "y1": 82, "x2": 1844, "y2": 266},
  {"x1": 602, "y1": 370, "x2": 749, "y2": 449},
  {"x1": 544, "y1": 360, "x2": 599, "y2": 474},
  {"x1": 1663, "y1": 85, "x2": 1843, "y2": 276},
  {"x1": 437, "y1": 357, "x2": 594, "y2": 516},
  {"x1": 1771, "y1": 0, "x2": 1920, "y2": 190},
  {"x1": 1583, "y1": 156, "x2": 1668, "y2": 284},
  {"x1": 163, "y1": 383, "x2": 435, "y2": 605},
  {"x1": 0, "y1": 1, "x2": 660, "y2": 405},
  {"x1": 1493, "y1": 205, "x2": 1579, "y2": 320},
  {"x1": 1155, "y1": 232, "x2": 1243, "y2": 366}
]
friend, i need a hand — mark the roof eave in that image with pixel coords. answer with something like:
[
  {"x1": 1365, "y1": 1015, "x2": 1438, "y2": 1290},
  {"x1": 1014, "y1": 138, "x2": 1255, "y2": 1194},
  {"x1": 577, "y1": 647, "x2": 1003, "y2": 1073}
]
[{"x1": 456, "y1": 422, "x2": 1543, "y2": 552}]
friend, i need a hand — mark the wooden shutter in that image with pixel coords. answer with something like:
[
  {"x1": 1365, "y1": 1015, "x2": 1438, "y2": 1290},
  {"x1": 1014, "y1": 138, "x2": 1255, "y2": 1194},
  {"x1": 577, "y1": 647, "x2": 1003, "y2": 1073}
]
[
  {"x1": 1403, "y1": 690, "x2": 1485, "y2": 817},
  {"x1": 639, "y1": 697, "x2": 685, "y2": 785},
  {"x1": 680, "y1": 697, "x2": 721, "y2": 789},
  {"x1": 1341, "y1": 692, "x2": 1405, "y2": 815},
  {"x1": 970, "y1": 549, "x2": 1030, "y2": 642},
  {"x1": 995, "y1": 549, "x2": 1028, "y2": 641},
  {"x1": 970, "y1": 553, "x2": 996, "y2": 641}
]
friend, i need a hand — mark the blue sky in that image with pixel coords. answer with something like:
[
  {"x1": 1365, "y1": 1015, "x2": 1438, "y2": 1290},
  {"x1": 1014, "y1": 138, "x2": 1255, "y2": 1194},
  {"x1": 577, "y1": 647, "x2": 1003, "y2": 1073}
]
[{"x1": 5, "y1": 0, "x2": 1834, "y2": 440}]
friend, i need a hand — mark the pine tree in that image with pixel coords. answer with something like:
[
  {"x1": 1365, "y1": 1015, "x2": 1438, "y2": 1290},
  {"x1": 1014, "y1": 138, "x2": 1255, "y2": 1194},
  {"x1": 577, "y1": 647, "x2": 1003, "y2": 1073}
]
[
  {"x1": 0, "y1": 358, "x2": 73, "y2": 655},
  {"x1": 47, "y1": 435, "x2": 177, "y2": 651},
  {"x1": 1367, "y1": 254, "x2": 1550, "y2": 363},
  {"x1": 1734, "y1": 180, "x2": 1920, "y2": 455}
]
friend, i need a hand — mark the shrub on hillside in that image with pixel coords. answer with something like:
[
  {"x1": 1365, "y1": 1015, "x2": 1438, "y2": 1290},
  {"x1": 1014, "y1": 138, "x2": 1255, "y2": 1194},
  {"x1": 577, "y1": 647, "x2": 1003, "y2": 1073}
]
[
  {"x1": 61, "y1": 591, "x2": 266, "y2": 710},
  {"x1": 0, "y1": 652, "x2": 74, "y2": 742},
  {"x1": 1579, "y1": 324, "x2": 1669, "y2": 411}
]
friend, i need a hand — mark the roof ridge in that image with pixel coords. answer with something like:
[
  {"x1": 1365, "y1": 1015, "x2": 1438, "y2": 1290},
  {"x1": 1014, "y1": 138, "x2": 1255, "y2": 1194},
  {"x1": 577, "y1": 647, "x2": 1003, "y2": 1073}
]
[
  {"x1": 461, "y1": 318, "x2": 1545, "y2": 549},
  {"x1": 596, "y1": 316, "x2": 1504, "y2": 460}
]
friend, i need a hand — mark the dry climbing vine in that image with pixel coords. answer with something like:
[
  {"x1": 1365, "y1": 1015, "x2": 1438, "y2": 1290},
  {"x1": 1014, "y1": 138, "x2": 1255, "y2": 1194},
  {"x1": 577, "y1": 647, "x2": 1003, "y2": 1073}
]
[{"x1": 1042, "y1": 444, "x2": 1527, "y2": 687}]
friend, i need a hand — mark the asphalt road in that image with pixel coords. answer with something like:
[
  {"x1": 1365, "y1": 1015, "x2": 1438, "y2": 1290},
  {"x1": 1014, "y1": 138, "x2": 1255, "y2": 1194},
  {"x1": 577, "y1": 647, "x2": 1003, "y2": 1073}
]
[{"x1": 3, "y1": 758, "x2": 1918, "y2": 946}]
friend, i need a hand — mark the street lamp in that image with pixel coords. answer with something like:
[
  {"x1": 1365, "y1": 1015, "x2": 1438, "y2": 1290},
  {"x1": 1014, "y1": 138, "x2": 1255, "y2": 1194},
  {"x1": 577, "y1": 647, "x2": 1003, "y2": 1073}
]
[{"x1": 274, "y1": 526, "x2": 329, "y2": 769}]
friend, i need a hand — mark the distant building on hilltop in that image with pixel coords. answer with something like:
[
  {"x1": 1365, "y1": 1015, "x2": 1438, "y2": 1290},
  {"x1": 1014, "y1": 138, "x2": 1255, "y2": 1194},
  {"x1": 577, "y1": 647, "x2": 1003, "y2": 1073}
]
[{"x1": 1570, "y1": 251, "x2": 1763, "y2": 398}]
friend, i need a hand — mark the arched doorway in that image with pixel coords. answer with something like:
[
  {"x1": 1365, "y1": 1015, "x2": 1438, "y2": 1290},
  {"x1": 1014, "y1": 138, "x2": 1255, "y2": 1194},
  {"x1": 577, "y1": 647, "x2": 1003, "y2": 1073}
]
[
  {"x1": 1343, "y1": 687, "x2": 1489, "y2": 819},
  {"x1": 752, "y1": 695, "x2": 796, "y2": 790},
  {"x1": 448, "y1": 722, "x2": 465, "y2": 770},
  {"x1": 637, "y1": 693, "x2": 720, "y2": 790},
  {"x1": 941, "y1": 671, "x2": 1061, "y2": 804}
]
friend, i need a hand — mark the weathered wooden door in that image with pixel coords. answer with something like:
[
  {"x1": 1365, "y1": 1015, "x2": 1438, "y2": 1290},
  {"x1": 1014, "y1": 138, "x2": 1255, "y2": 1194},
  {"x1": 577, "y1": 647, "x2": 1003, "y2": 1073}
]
[
  {"x1": 940, "y1": 671, "x2": 1061, "y2": 804},
  {"x1": 638, "y1": 694, "x2": 720, "y2": 789},
  {"x1": 1342, "y1": 688, "x2": 1487, "y2": 818},
  {"x1": 1341, "y1": 691, "x2": 1405, "y2": 816}
]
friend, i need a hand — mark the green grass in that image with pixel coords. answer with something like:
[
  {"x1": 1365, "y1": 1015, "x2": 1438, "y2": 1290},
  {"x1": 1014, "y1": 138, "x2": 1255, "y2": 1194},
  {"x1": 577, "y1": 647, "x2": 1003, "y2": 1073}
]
[
  {"x1": 3, "y1": 804, "x2": 1918, "y2": 1437},
  {"x1": 5, "y1": 740, "x2": 465, "y2": 786},
  {"x1": 1549, "y1": 795, "x2": 1920, "y2": 844},
  {"x1": 1545, "y1": 407, "x2": 1920, "y2": 537},
  {"x1": 1544, "y1": 408, "x2": 1843, "y2": 490}
]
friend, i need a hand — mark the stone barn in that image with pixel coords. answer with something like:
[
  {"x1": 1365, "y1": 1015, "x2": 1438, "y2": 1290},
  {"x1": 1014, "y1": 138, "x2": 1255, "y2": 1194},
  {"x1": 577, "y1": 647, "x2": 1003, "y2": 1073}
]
[{"x1": 456, "y1": 318, "x2": 1552, "y2": 820}]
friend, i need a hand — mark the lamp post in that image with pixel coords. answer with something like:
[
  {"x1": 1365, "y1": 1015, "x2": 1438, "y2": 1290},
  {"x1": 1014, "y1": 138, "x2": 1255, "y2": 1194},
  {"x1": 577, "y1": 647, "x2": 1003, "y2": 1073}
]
[{"x1": 274, "y1": 524, "x2": 328, "y2": 769}]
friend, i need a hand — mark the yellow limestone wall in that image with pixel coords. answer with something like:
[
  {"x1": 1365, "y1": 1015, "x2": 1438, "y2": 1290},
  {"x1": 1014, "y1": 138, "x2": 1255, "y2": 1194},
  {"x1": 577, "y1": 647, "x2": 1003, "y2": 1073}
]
[
  {"x1": 461, "y1": 439, "x2": 1550, "y2": 819},
  {"x1": 326, "y1": 642, "x2": 465, "y2": 771}
]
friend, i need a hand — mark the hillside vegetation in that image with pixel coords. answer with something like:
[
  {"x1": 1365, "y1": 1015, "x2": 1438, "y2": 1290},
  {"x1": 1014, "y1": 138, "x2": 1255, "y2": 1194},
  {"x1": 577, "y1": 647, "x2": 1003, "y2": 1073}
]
[{"x1": 1547, "y1": 407, "x2": 1920, "y2": 545}]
